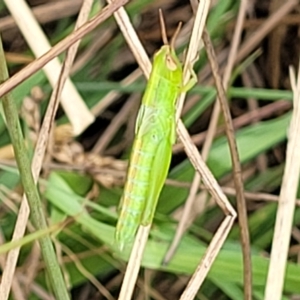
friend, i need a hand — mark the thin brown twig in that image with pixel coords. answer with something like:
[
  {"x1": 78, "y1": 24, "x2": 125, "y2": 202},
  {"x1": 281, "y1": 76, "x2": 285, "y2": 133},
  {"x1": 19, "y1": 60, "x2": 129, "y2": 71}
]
[
  {"x1": 117, "y1": 225, "x2": 151, "y2": 300},
  {"x1": 203, "y1": 28, "x2": 252, "y2": 299},
  {"x1": 205, "y1": 0, "x2": 252, "y2": 296}
]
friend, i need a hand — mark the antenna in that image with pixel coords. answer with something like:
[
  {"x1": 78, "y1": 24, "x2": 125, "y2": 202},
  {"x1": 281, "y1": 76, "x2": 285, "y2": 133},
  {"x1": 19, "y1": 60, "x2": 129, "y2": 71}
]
[
  {"x1": 159, "y1": 9, "x2": 169, "y2": 45},
  {"x1": 170, "y1": 22, "x2": 182, "y2": 50}
]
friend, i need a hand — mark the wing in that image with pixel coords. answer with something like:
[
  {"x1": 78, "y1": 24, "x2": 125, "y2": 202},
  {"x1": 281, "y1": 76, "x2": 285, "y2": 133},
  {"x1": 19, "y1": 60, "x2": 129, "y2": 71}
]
[
  {"x1": 141, "y1": 115, "x2": 175, "y2": 225},
  {"x1": 115, "y1": 107, "x2": 159, "y2": 249}
]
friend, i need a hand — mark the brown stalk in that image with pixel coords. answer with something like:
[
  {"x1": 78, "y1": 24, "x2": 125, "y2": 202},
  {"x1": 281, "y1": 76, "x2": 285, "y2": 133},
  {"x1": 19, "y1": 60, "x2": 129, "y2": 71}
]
[{"x1": 202, "y1": 28, "x2": 252, "y2": 300}]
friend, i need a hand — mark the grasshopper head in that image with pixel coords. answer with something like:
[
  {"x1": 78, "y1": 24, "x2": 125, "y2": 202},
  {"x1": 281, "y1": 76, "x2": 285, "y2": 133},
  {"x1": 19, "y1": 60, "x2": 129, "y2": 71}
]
[
  {"x1": 151, "y1": 9, "x2": 183, "y2": 85},
  {"x1": 152, "y1": 45, "x2": 182, "y2": 84}
]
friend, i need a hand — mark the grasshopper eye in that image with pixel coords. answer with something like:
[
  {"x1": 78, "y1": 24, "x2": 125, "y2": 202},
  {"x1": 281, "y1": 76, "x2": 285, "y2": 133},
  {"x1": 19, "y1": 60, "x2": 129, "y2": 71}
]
[{"x1": 165, "y1": 54, "x2": 177, "y2": 71}]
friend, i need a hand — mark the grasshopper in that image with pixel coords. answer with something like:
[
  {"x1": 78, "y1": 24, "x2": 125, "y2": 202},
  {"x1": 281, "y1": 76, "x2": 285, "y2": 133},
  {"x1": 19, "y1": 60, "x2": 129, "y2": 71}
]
[{"x1": 115, "y1": 10, "x2": 196, "y2": 250}]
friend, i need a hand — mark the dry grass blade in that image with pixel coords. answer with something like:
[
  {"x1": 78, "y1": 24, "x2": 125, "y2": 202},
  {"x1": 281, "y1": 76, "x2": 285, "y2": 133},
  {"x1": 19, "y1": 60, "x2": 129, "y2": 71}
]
[
  {"x1": 181, "y1": 217, "x2": 235, "y2": 299},
  {"x1": 176, "y1": 0, "x2": 210, "y2": 118},
  {"x1": 118, "y1": 225, "x2": 151, "y2": 300},
  {"x1": 0, "y1": 0, "x2": 129, "y2": 98},
  {"x1": 177, "y1": 120, "x2": 236, "y2": 299},
  {"x1": 3, "y1": 0, "x2": 94, "y2": 135},
  {"x1": 264, "y1": 59, "x2": 300, "y2": 299},
  {"x1": 0, "y1": 202, "x2": 30, "y2": 300}
]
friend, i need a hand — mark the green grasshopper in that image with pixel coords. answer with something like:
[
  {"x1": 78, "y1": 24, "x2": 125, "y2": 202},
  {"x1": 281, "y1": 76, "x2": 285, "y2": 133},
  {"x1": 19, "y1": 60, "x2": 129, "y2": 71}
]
[{"x1": 115, "y1": 10, "x2": 196, "y2": 250}]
